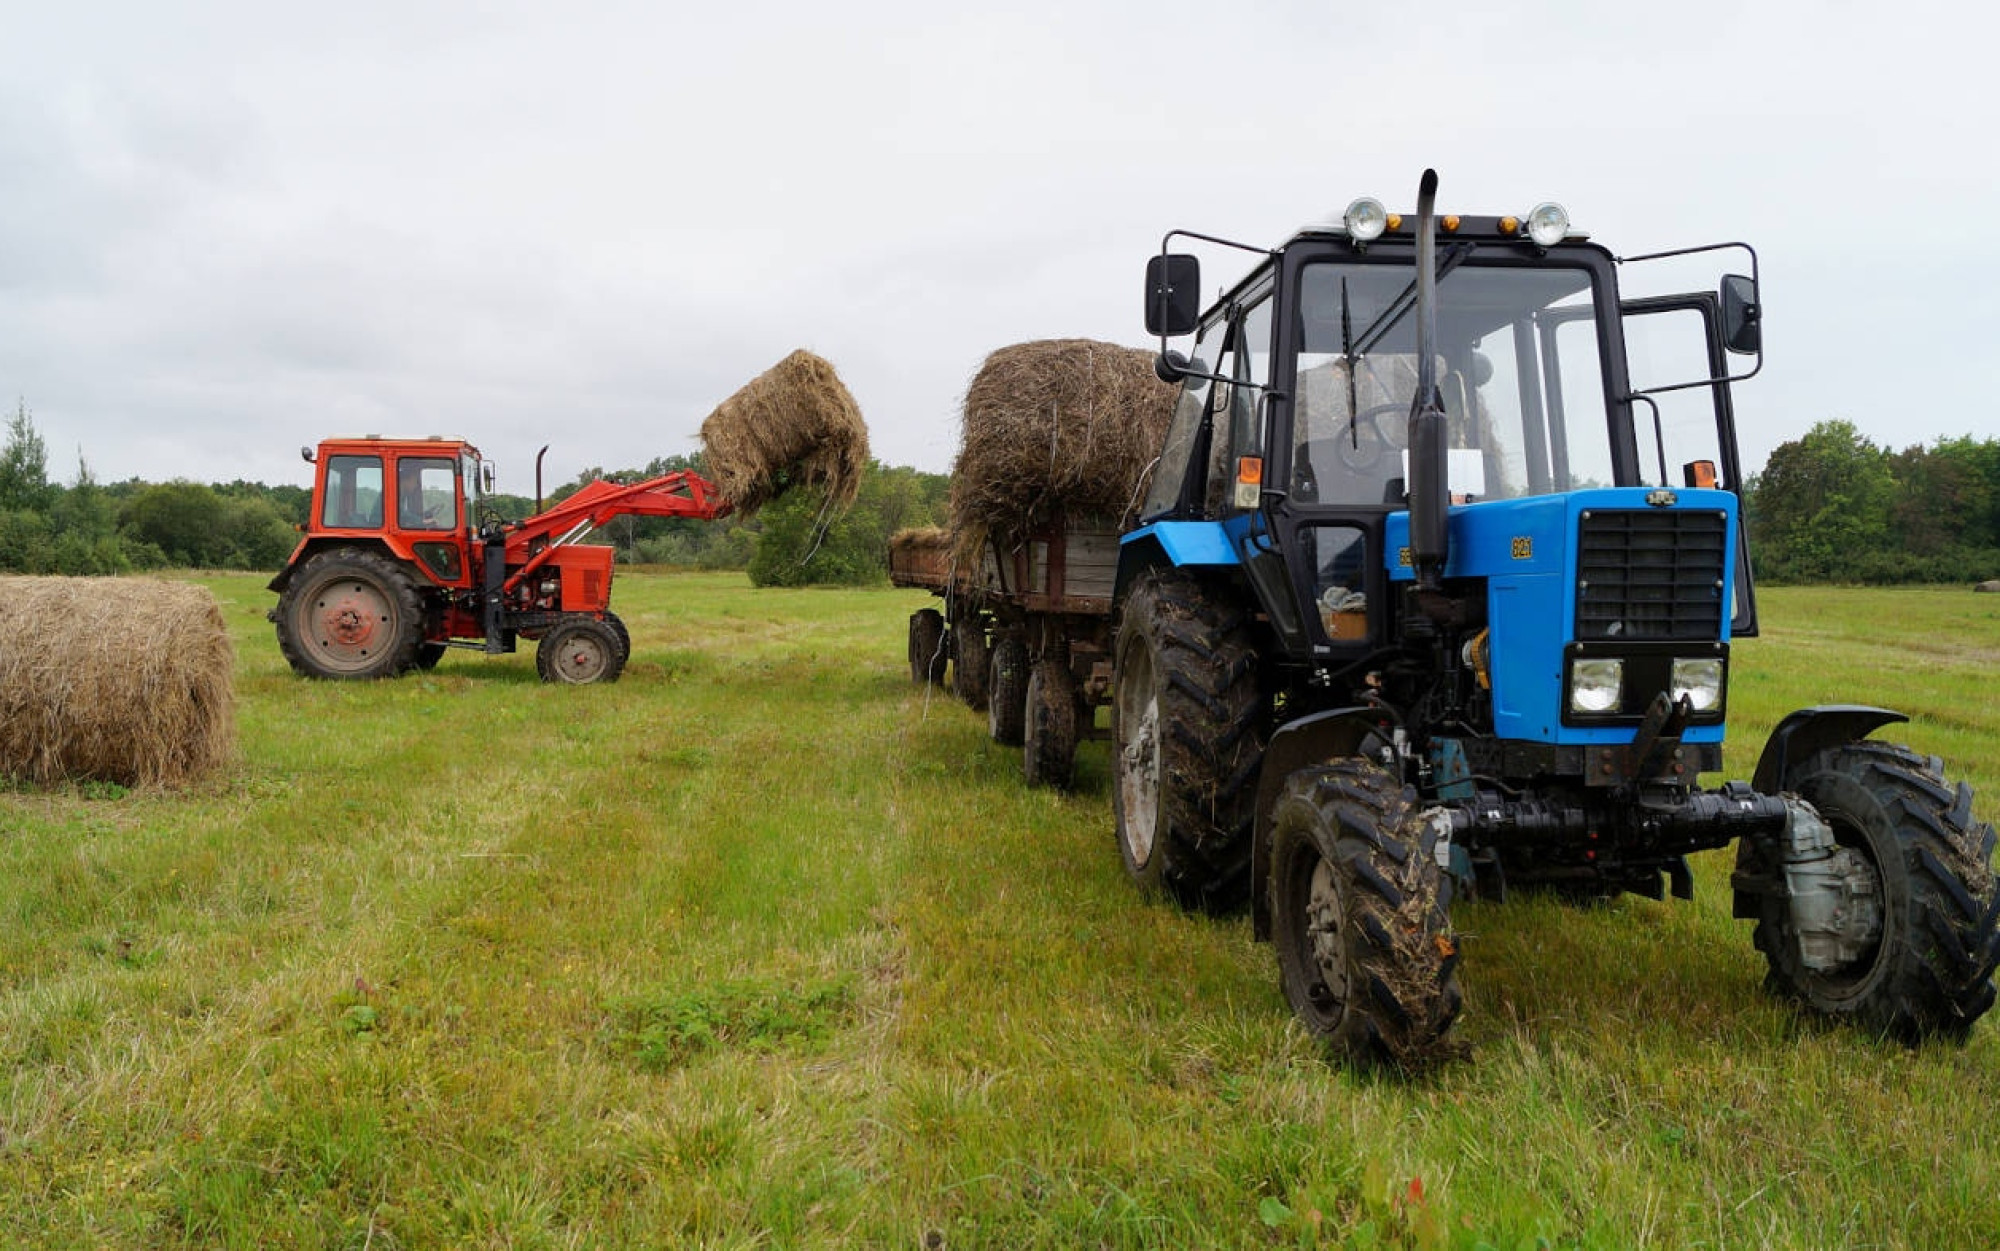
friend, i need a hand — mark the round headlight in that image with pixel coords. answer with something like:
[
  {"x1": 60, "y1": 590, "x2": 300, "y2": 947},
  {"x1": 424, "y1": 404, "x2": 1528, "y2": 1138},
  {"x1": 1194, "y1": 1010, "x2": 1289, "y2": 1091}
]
[
  {"x1": 1344, "y1": 197, "x2": 1389, "y2": 243},
  {"x1": 1671, "y1": 658, "x2": 1726, "y2": 712},
  {"x1": 1526, "y1": 202, "x2": 1570, "y2": 247},
  {"x1": 1570, "y1": 658, "x2": 1624, "y2": 715}
]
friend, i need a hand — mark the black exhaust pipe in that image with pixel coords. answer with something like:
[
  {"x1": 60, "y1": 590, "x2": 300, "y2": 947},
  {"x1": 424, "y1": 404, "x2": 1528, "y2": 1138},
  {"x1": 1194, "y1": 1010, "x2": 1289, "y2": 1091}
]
[{"x1": 1407, "y1": 169, "x2": 1449, "y2": 593}]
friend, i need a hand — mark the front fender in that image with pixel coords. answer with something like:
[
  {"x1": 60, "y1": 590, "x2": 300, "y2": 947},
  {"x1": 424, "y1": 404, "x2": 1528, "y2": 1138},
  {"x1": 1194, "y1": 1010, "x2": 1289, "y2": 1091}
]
[
  {"x1": 1250, "y1": 707, "x2": 1395, "y2": 941},
  {"x1": 1752, "y1": 705, "x2": 1908, "y2": 794}
]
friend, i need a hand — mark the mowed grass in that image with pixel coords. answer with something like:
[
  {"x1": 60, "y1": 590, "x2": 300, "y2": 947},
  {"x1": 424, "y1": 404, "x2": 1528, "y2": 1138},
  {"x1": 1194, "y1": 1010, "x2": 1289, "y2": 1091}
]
[{"x1": 2, "y1": 573, "x2": 1998, "y2": 1249}]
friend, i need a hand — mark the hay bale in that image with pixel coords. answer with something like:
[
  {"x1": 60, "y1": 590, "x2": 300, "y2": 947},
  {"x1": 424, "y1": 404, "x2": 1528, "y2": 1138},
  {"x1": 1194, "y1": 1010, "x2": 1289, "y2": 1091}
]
[
  {"x1": 949, "y1": 339, "x2": 1177, "y2": 560},
  {"x1": 699, "y1": 349, "x2": 870, "y2": 517},
  {"x1": 0, "y1": 577, "x2": 236, "y2": 788}
]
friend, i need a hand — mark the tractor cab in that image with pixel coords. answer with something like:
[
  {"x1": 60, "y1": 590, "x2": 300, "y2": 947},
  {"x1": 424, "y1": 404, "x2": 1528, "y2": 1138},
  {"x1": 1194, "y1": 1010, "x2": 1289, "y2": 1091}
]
[
  {"x1": 1130, "y1": 196, "x2": 1762, "y2": 747},
  {"x1": 291, "y1": 437, "x2": 489, "y2": 589}
]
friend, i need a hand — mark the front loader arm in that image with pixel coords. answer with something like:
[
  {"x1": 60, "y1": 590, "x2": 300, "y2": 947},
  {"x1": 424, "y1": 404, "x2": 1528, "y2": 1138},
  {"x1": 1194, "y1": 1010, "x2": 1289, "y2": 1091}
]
[{"x1": 499, "y1": 470, "x2": 734, "y2": 594}]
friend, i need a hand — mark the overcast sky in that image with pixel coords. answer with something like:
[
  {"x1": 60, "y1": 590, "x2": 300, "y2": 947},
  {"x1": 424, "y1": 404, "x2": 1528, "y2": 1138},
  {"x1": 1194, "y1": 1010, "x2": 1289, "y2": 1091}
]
[{"x1": 4, "y1": 0, "x2": 1995, "y2": 495}]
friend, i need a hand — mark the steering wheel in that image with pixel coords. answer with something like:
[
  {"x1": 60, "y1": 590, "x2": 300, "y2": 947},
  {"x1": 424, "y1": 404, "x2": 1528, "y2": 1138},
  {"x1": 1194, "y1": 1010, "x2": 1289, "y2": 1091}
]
[{"x1": 1333, "y1": 401, "x2": 1411, "y2": 473}]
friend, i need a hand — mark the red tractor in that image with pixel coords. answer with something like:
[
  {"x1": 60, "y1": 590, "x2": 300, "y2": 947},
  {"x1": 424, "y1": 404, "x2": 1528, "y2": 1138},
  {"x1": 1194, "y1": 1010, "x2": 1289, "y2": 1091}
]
[{"x1": 268, "y1": 436, "x2": 730, "y2": 683}]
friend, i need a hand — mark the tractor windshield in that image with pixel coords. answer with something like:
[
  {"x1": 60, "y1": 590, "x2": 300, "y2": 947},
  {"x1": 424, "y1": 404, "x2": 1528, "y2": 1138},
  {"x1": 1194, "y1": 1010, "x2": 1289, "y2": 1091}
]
[{"x1": 1290, "y1": 260, "x2": 1609, "y2": 505}]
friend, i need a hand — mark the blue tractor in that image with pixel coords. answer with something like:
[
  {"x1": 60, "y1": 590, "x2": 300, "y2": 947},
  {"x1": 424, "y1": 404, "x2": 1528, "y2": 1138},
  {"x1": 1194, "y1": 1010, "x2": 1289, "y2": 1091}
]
[{"x1": 1111, "y1": 171, "x2": 1998, "y2": 1067}]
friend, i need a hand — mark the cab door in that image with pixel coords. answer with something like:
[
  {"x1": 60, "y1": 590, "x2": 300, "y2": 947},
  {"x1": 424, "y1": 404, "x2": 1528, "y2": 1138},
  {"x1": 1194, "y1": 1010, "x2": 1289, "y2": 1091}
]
[{"x1": 1621, "y1": 294, "x2": 1759, "y2": 636}]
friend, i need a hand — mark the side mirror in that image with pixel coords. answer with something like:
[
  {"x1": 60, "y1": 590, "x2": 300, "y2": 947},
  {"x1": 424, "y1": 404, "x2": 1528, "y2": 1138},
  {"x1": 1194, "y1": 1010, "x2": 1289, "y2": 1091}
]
[
  {"x1": 1145, "y1": 253, "x2": 1202, "y2": 337},
  {"x1": 480, "y1": 462, "x2": 496, "y2": 494},
  {"x1": 1721, "y1": 274, "x2": 1760, "y2": 355}
]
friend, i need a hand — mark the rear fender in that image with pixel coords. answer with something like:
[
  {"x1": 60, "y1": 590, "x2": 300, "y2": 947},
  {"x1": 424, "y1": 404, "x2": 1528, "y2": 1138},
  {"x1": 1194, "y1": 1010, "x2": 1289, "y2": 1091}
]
[
  {"x1": 1113, "y1": 519, "x2": 1242, "y2": 606},
  {"x1": 1251, "y1": 707, "x2": 1396, "y2": 940}
]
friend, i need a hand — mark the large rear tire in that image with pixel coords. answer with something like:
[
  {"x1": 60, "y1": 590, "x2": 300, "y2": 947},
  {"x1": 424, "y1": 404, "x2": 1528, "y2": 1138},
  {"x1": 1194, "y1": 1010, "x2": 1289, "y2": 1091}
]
[
  {"x1": 536, "y1": 617, "x2": 626, "y2": 685},
  {"x1": 908, "y1": 608, "x2": 946, "y2": 685},
  {"x1": 1023, "y1": 657, "x2": 1079, "y2": 789},
  {"x1": 1111, "y1": 570, "x2": 1265, "y2": 913},
  {"x1": 1270, "y1": 761, "x2": 1462, "y2": 1071},
  {"x1": 987, "y1": 637, "x2": 1028, "y2": 747},
  {"x1": 275, "y1": 548, "x2": 428, "y2": 680},
  {"x1": 1745, "y1": 741, "x2": 2000, "y2": 1041}
]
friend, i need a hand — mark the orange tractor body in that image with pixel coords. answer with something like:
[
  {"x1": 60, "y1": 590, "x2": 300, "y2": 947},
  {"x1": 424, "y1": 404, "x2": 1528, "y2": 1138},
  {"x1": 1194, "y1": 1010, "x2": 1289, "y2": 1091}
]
[{"x1": 268, "y1": 436, "x2": 731, "y2": 682}]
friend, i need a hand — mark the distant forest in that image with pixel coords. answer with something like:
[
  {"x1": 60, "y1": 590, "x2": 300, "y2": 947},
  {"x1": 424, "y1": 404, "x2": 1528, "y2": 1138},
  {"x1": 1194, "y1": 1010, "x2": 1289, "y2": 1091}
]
[{"x1": 3, "y1": 404, "x2": 1996, "y2": 586}]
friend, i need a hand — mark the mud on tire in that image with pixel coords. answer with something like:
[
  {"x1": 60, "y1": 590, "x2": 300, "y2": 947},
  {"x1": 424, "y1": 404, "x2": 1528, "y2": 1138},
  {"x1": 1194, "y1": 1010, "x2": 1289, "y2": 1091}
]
[
  {"x1": 1269, "y1": 761, "x2": 1463, "y2": 1070},
  {"x1": 1744, "y1": 740, "x2": 2000, "y2": 1041},
  {"x1": 1111, "y1": 570, "x2": 1266, "y2": 913}
]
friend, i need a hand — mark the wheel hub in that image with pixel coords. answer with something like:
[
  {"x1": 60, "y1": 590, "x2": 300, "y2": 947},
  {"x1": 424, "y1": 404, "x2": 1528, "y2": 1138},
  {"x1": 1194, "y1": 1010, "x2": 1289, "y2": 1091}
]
[
  {"x1": 1305, "y1": 857, "x2": 1348, "y2": 1006},
  {"x1": 308, "y1": 580, "x2": 391, "y2": 664},
  {"x1": 1118, "y1": 689, "x2": 1160, "y2": 862}
]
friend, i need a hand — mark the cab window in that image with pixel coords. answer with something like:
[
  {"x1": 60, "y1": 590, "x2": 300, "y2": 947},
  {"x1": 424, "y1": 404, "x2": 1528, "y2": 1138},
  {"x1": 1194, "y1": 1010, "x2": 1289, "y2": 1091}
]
[
  {"x1": 322, "y1": 455, "x2": 383, "y2": 529},
  {"x1": 396, "y1": 457, "x2": 459, "y2": 531}
]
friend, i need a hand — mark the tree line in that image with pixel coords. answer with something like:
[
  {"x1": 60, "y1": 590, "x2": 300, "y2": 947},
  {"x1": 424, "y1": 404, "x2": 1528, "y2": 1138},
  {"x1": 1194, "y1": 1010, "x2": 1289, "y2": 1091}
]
[
  {"x1": 11, "y1": 401, "x2": 1995, "y2": 587},
  {"x1": 0, "y1": 403, "x2": 950, "y2": 586},
  {"x1": 1748, "y1": 421, "x2": 2000, "y2": 584}
]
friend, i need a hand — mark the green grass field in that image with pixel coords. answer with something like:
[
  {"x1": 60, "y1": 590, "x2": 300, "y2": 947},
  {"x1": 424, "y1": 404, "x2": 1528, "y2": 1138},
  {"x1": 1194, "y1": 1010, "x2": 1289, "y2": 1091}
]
[{"x1": 3, "y1": 574, "x2": 1998, "y2": 1249}]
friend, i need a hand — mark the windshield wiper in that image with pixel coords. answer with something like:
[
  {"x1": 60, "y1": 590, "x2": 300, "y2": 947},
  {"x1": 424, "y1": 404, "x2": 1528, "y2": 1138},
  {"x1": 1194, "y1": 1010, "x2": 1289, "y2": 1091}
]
[{"x1": 1349, "y1": 242, "x2": 1478, "y2": 361}]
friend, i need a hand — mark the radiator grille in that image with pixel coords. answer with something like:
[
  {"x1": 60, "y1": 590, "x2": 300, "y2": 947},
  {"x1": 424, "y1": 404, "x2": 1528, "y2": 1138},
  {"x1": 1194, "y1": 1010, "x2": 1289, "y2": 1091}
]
[{"x1": 1575, "y1": 509, "x2": 1726, "y2": 640}]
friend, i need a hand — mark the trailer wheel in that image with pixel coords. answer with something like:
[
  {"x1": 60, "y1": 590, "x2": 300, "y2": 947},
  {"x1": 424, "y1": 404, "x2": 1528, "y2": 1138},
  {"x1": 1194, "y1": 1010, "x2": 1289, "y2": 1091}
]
[
  {"x1": 1112, "y1": 570, "x2": 1265, "y2": 913},
  {"x1": 536, "y1": 617, "x2": 626, "y2": 685},
  {"x1": 952, "y1": 619, "x2": 990, "y2": 710},
  {"x1": 987, "y1": 637, "x2": 1028, "y2": 747},
  {"x1": 1745, "y1": 741, "x2": 2000, "y2": 1041},
  {"x1": 1023, "y1": 657, "x2": 1078, "y2": 789},
  {"x1": 274, "y1": 547, "x2": 427, "y2": 680},
  {"x1": 1270, "y1": 761, "x2": 1462, "y2": 1070},
  {"x1": 908, "y1": 608, "x2": 946, "y2": 685}
]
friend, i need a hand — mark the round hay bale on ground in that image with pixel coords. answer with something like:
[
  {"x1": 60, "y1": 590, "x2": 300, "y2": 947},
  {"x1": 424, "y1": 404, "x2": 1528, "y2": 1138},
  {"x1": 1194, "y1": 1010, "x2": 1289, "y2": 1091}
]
[
  {"x1": 699, "y1": 349, "x2": 870, "y2": 517},
  {"x1": 949, "y1": 339, "x2": 1177, "y2": 560},
  {"x1": 0, "y1": 577, "x2": 236, "y2": 789}
]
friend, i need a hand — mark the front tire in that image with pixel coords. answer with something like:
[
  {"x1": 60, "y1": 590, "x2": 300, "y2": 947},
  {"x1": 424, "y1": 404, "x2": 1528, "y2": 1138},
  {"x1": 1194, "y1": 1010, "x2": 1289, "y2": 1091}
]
[
  {"x1": 1270, "y1": 762, "x2": 1462, "y2": 1070},
  {"x1": 275, "y1": 548, "x2": 427, "y2": 680},
  {"x1": 1745, "y1": 741, "x2": 2000, "y2": 1040},
  {"x1": 536, "y1": 617, "x2": 626, "y2": 685},
  {"x1": 1111, "y1": 571, "x2": 1265, "y2": 912}
]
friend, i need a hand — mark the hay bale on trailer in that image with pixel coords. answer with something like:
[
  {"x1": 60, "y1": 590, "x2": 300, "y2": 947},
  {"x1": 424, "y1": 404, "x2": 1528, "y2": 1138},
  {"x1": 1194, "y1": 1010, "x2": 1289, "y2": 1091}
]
[
  {"x1": 0, "y1": 577, "x2": 236, "y2": 788},
  {"x1": 949, "y1": 338, "x2": 1178, "y2": 559},
  {"x1": 699, "y1": 349, "x2": 870, "y2": 517},
  {"x1": 888, "y1": 526, "x2": 953, "y2": 590}
]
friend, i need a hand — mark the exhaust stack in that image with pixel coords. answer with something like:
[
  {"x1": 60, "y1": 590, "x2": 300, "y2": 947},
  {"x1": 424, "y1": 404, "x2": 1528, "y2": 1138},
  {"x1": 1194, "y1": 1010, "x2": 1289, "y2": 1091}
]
[{"x1": 1406, "y1": 169, "x2": 1450, "y2": 593}]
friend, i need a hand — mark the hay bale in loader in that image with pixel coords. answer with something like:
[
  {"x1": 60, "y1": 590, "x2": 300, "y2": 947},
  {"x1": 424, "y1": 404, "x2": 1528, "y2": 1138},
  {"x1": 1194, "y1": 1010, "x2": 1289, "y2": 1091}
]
[
  {"x1": 925, "y1": 338, "x2": 1178, "y2": 788},
  {"x1": 700, "y1": 349, "x2": 870, "y2": 518},
  {"x1": 0, "y1": 577, "x2": 236, "y2": 788}
]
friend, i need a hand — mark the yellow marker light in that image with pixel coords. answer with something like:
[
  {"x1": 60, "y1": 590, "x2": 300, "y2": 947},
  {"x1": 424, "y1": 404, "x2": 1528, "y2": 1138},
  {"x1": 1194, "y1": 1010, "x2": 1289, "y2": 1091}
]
[
  {"x1": 1386, "y1": 213, "x2": 1403, "y2": 232},
  {"x1": 1499, "y1": 216, "x2": 1520, "y2": 235},
  {"x1": 1687, "y1": 459, "x2": 1719, "y2": 489},
  {"x1": 1442, "y1": 214, "x2": 1461, "y2": 232}
]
